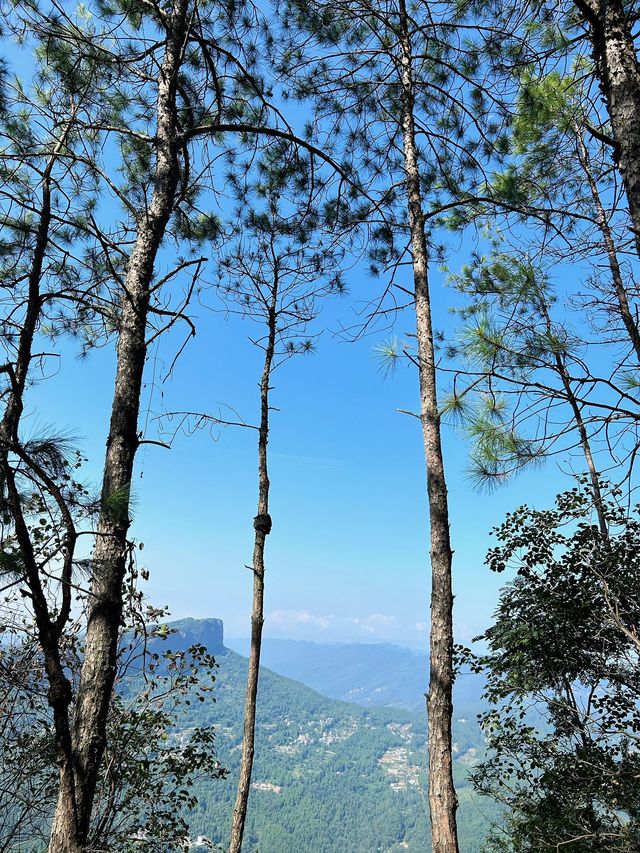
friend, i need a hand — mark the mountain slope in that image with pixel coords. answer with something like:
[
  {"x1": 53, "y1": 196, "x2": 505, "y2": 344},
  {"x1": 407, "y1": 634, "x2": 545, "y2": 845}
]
[
  {"x1": 225, "y1": 637, "x2": 484, "y2": 715},
  {"x1": 161, "y1": 621, "x2": 495, "y2": 852}
]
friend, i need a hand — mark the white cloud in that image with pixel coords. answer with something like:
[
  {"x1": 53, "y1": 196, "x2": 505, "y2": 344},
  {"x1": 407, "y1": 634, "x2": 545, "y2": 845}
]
[
  {"x1": 357, "y1": 614, "x2": 396, "y2": 634},
  {"x1": 267, "y1": 609, "x2": 333, "y2": 630},
  {"x1": 265, "y1": 609, "x2": 405, "y2": 641},
  {"x1": 224, "y1": 608, "x2": 449, "y2": 650}
]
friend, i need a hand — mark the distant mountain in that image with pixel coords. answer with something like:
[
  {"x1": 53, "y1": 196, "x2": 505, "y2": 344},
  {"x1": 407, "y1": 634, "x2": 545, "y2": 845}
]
[
  {"x1": 226, "y1": 637, "x2": 485, "y2": 716},
  {"x1": 162, "y1": 616, "x2": 225, "y2": 655},
  {"x1": 162, "y1": 619, "x2": 496, "y2": 852}
]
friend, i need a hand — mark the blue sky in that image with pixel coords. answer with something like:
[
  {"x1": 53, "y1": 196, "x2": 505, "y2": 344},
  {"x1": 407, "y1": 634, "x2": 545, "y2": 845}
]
[
  {"x1": 31, "y1": 253, "x2": 562, "y2": 651},
  {"x1": 4, "y1": 11, "x2": 574, "y2": 653}
]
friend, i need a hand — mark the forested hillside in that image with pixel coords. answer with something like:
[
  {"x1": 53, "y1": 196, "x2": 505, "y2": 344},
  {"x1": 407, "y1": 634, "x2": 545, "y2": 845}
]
[{"x1": 160, "y1": 623, "x2": 494, "y2": 852}]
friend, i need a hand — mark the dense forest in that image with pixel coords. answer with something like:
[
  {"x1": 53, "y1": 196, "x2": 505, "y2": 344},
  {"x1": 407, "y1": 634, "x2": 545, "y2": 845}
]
[{"x1": 0, "y1": 0, "x2": 640, "y2": 850}]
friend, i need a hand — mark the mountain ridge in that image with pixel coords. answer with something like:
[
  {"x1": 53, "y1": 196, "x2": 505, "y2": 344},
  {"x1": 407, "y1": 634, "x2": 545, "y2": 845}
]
[{"x1": 225, "y1": 635, "x2": 485, "y2": 715}]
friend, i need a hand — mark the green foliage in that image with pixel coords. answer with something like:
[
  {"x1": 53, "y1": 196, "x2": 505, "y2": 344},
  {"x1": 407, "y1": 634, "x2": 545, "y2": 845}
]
[
  {"x1": 91, "y1": 633, "x2": 226, "y2": 851},
  {"x1": 102, "y1": 482, "x2": 134, "y2": 524},
  {"x1": 464, "y1": 483, "x2": 640, "y2": 851},
  {"x1": 0, "y1": 620, "x2": 226, "y2": 852},
  {"x1": 373, "y1": 337, "x2": 403, "y2": 378},
  {"x1": 444, "y1": 240, "x2": 633, "y2": 487},
  {"x1": 512, "y1": 72, "x2": 576, "y2": 153},
  {"x1": 0, "y1": 621, "x2": 495, "y2": 851},
  {"x1": 2, "y1": 4, "x2": 637, "y2": 853},
  {"x1": 0, "y1": 632, "x2": 58, "y2": 852},
  {"x1": 216, "y1": 142, "x2": 346, "y2": 365}
]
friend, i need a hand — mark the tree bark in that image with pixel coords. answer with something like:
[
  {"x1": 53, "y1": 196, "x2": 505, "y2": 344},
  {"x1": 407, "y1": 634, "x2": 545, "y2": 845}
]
[
  {"x1": 48, "y1": 2, "x2": 188, "y2": 848},
  {"x1": 229, "y1": 292, "x2": 277, "y2": 853},
  {"x1": 575, "y1": 0, "x2": 640, "y2": 257},
  {"x1": 398, "y1": 3, "x2": 459, "y2": 851}
]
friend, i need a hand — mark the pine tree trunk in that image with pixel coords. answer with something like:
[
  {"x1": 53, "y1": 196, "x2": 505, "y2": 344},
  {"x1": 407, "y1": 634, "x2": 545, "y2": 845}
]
[
  {"x1": 229, "y1": 296, "x2": 277, "y2": 853},
  {"x1": 48, "y1": 3, "x2": 188, "y2": 848},
  {"x1": 398, "y1": 3, "x2": 459, "y2": 851},
  {"x1": 576, "y1": 0, "x2": 640, "y2": 257}
]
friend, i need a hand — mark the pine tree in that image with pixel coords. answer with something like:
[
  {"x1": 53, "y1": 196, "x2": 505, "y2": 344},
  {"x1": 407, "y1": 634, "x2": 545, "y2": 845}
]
[
  {"x1": 218, "y1": 145, "x2": 345, "y2": 853},
  {"x1": 278, "y1": 2, "x2": 510, "y2": 847},
  {"x1": 444, "y1": 66, "x2": 640, "y2": 493}
]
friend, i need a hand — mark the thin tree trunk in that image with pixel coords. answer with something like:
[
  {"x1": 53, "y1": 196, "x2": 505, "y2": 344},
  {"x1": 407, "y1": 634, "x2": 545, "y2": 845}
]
[
  {"x1": 48, "y1": 3, "x2": 188, "y2": 848},
  {"x1": 563, "y1": 377, "x2": 607, "y2": 537},
  {"x1": 576, "y1": 132, "x2": 640, "y2": 363},
  {"x1": 229, "y1": 293, "x2": 277, "y2": 853},
  {"x1": 538, "y1": 303, "x2": 608, "y2": 535},
  {"x1": 398, "y1": 3, "x2": 459, "y2": 851},
  {"x1": 575, "y1": 0, "x2": 640, "y2": 257},
  {"x1": 0, "y1": 125, "x2": 82, "y2": 851}
]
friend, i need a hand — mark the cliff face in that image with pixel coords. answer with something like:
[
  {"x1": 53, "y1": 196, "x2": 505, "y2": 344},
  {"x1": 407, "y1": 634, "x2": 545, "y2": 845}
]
[{"x1": 166, "y1": 617, "x2": 226, "y2": 656}]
